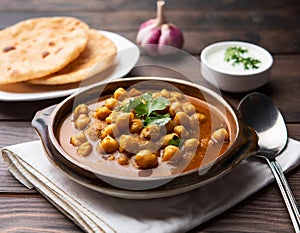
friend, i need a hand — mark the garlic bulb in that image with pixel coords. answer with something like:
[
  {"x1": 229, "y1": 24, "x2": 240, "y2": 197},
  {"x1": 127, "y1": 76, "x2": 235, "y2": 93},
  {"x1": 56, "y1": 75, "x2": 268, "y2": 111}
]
[{"x1": 136, "y1": 0, "x2": 184, "y2": 55}]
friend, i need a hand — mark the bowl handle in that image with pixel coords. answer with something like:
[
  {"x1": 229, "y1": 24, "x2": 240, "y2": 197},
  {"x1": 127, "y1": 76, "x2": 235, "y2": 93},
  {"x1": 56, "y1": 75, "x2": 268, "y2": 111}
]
[{"x1": 31, "y1": 105, "x2": 57, "y2": 144}]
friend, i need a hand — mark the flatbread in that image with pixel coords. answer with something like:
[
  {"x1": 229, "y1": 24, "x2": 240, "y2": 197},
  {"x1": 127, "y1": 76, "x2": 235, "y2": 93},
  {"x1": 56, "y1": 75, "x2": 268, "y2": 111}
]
[
  {"x1": 0, "y1": 17, "x2": 89, "y2": 84},
  {"x1": 29, "y1": 29, "x2": 117, "y2": 85}
]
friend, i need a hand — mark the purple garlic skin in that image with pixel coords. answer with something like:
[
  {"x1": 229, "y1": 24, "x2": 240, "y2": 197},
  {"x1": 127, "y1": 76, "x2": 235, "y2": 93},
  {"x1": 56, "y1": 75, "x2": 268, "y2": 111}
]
[
  {"x1": 136, "y1": 1, "x2": 184, "y2": 55},
  {"x1": 136, "y1": 19, "x2": 161, "y2": 45},
  {"x1": 158, "y1": 24, "x2": 183, "y2": 54}
]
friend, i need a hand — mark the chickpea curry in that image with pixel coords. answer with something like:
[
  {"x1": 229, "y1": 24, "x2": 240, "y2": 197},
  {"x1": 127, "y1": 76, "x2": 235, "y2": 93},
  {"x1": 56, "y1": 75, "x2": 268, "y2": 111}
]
[{"x1": 59, "y1": 87, "x2": 231, "y2": 176}]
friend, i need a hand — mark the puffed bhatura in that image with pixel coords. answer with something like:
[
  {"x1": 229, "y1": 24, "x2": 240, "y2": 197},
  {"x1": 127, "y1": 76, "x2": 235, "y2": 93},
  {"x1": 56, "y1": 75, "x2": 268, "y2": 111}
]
[{"x1": 0, "y1": 17, "x2": 89, "y2": 84}]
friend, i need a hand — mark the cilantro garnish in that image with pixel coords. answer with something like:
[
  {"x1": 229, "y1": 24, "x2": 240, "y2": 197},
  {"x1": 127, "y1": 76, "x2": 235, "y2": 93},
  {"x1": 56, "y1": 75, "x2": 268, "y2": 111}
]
[
  {"x1": 118, "y1": 92, "x2": 171, "y2": 127},
  {"x1": 224, "y1": 46, "x2": 261, "y2": 70}
]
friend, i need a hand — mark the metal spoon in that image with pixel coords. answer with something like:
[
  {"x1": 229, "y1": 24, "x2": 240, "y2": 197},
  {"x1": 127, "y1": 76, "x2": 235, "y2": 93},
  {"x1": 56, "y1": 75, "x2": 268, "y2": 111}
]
[{"x1": 238, "y1": 92, "x2": 300, "y2": 232}]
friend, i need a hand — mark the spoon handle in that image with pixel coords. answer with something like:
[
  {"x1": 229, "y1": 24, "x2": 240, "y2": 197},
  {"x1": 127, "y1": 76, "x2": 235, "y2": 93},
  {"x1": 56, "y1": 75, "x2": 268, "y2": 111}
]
[{"x1": 266, "y1": 158, "x2": 300, "y2": 233}]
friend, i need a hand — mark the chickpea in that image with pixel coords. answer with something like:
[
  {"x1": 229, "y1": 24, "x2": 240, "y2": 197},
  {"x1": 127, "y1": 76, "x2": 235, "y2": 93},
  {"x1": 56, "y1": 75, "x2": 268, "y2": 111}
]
[
  {"x1": 192, "y1": 112, "x2": 207, "y2": 123},
  {"x1": 152, "y1": 92, "x2": 162, "y2": 98},
  {"x1": 105, "y1": 115, "x2": 112, "y2": 124},
  {"x1": 168, "y1": 97, "x2": 177, "y2": 103},
  {"x1": 165, "y1": 119, "x2": 175, "y2": 134},
  {"x1": 70, "y1": 132, "x2": 87, "y2": 146},
  {"x1": 119, "y1": 135, "x2": 139, "y2": 154},
  {"x1": 115, "y1": 112, "x2": 133, "y2": 129},
  {"x1": 95, "y1": 106, "x2": 112, "y2": 120},
  {"x1": 77, "y1": 142, "x2": 92, "y2": 156},
  {"x1": 174, "y1": 112, "x2": 190, "y2": 127},
  {"x1": 85, "y1": 121, "x2": 106, "y2": 140},
  {"x1": 114, "y1": 87, "x2": 127, "y2": 100},
  {"x1": 140, "y1": 125, "x2": 161, "y2": 141},
  {"x1": 130, "y1": 118, "x2": 143, "y2": 134},
  {"x1": 173, "y1": 125, "x2": 188, "y2": 138},
  {"x1": 135, "y1": 150, "x2": 158, "y2": 169},
  {"x1": 101, "y1": 135, "x2": 119, "y2": 153},
  {"x1": 183, "y1": 138, "x2": 200, "y2": 153},
  {"x1": 169, "y1": 102, "x2": 183, "y2": 117},
  {"x1": 107, "y1": 111, "x2": 119, "y2": 123},
  {"x1": 128, "y1": 88, "x2": 142, "y2": 97},
  {"x1": 160, "y1": 89, "x2": 170, "y2": 98},
  {"x1": 118, "y1": 154, "x2": 129, "y2": 165},
  {"x1": 105, "y1": 98, "x2": 118, "y2": 110},
  {"x1": 183, "y1": 103, "x2": 196, "y2": 115},
  {"x1": 101, "y1": 124, "x2": 116, "y2": 139},
  {"x1": 73, "y1": 104, "x2": 89, "y2": 120},
  {"x1": 75, "y1": 114, "x2": 91, "y2": 130},
  {"x1": 212, "y1": 128, "x2": 229, "y2": 142},
  {"x1": 162, "y1": 145, "x2": 180, "y2": 161},
  {"x1": 171, "y1": 91, "x2": 185, "y2": 101}
]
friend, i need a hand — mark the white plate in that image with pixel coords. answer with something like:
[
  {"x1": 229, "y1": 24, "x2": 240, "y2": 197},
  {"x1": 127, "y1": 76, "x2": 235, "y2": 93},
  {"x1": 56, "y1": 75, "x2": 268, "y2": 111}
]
[{"x1": 0, "y1": 31, "x2": 140, "y2": 101}]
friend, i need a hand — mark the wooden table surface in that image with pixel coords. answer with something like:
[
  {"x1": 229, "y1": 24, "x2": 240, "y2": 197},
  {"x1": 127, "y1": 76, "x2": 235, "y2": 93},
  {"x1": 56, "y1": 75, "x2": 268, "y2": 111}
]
[{"x1": 0, "y1": 0, "x2": 300, "y2": 232}]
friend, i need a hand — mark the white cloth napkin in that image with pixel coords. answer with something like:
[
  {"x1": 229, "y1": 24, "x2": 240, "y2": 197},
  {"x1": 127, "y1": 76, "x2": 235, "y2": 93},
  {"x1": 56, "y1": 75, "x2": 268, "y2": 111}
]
[{"x1": 2, "y1": 138, "x2": 300, "y2": 233}]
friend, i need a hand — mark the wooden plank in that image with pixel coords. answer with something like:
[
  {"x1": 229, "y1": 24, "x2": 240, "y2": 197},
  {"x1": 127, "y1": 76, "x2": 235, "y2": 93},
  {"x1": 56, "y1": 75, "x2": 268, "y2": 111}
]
[
  {"x1": 0, "y1": 13, "x2": 298, "y2": 55},
  {"x1": 0, "y1": 8, "x2": 298, "y2": 30},
  {"x1": 0, "y1": 122, "x2": 38, "y2": 147},
  {"x1": 0, "y1": 196, "x2": 82, "y2": 232},
  {"x1": 0, "y1": 98, "x2": 64, "y2": 121},
  {"x1": 0, "y1": 121, "x2": 38, "y2": 193},
  {"x1": 0, "y1": 0, "x2": 298, "y2": 12},
  {"x1": 288, "y1": 124, "x2": 300, "y2": 140}
]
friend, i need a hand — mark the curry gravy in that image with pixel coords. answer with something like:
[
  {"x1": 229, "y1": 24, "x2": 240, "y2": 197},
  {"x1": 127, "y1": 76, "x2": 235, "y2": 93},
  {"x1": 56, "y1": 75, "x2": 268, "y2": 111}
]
[{"x1": 59, "y1": 91, "x2": 231, "y2": 178}]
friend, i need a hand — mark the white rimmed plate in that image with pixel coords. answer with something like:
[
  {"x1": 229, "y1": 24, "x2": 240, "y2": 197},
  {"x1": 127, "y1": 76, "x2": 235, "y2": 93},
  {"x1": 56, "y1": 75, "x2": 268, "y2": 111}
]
[{"x1": 0, "y1": 31, "x2": 140, "y2": 101}]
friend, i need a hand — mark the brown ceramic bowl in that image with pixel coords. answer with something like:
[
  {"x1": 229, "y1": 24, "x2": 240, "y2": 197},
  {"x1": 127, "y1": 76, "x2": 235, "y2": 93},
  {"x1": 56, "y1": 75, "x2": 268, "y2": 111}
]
[{"x1": 32, "y1": 77, "x2": 258, "y2": 198}]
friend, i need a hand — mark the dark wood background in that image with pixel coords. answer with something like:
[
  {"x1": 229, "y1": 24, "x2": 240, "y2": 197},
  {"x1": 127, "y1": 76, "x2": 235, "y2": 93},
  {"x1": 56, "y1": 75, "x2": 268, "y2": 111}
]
[{"x1": 0, "y1": 0, "x2": 299, "y2": 232}]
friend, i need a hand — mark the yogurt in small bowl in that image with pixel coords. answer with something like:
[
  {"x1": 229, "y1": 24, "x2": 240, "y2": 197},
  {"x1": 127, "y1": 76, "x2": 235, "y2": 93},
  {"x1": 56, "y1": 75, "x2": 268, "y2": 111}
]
[{"x1": 200, "y1": 41, "x2": 273, "y2": 93}]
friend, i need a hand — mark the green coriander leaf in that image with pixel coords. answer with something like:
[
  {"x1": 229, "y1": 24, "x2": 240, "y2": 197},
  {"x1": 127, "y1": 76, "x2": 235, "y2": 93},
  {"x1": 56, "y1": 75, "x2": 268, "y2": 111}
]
[
  {"x1": 147, "y1": 117, "x2": 171, "y2": 127},
  {"x1": 225, "y1": 46, "x2": 246, "y2": 62},
  {"x1": 134, "y1": 102, "x2": 148, "y2": 117},
  {"x1": 116, "y1": 92, "x2": 171, "y2": 128},
  {"x1": 133, "y1": 93, "x2": 152, "y2": 117},
  {"x1": 141, "y1": 93, "x2": 152, "y2": 103},
  {"x1": 118, "y1": 97, "x2": 141, "y2": 112},
  {"x1": 224, "y1": 46, "x2": 261, "y2": 70},
  {"x1": 150, "y1": 97, "x2": 170, "y2": 113},
  {"x1": 151, "y1": 112, "x2": 170, "y2": 118}
]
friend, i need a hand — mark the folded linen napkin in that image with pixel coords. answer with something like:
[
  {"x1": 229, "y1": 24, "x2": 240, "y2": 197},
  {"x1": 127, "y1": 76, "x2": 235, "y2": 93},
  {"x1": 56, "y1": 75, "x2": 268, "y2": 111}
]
[{"x1": 2, "y1": 138, "x2": 300, "y2": 233}]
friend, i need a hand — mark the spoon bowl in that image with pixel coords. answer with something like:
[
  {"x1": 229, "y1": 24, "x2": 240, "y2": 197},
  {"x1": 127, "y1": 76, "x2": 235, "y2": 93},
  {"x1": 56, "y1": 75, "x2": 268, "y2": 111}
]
[
  {"x1": 238, "y1": 92, "x2": 300, "y2": 232},
  {"x1": 238, "y1": 92, "x2": 287, "y2": 156}
]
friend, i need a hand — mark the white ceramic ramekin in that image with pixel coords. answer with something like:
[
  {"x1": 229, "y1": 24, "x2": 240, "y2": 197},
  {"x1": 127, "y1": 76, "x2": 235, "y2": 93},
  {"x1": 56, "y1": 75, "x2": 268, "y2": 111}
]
[{"x1": 201, "y1": 41, "x2": 273, "y2": 93}]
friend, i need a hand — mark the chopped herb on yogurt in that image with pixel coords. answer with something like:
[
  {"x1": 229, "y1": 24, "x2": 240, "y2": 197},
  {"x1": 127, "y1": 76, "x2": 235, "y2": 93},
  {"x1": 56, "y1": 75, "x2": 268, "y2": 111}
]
[{"x1": 225, "y1": 46, "x2": 261, "y2": 70}]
